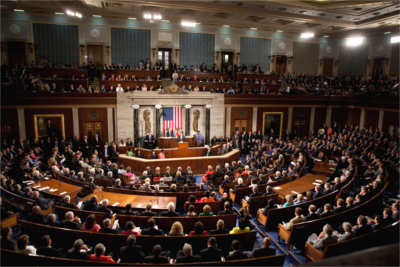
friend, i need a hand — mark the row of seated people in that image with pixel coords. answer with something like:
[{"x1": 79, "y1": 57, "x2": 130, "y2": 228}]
[
  {"x1": 101, "y1": 73, "x2": 161, "y2": 81},
  {"x1": 1, "y1": 226, "x2": 276, "y2": 263},
  {"x1": 172, "y1": 71, "x2": 229, "y2": 83}
]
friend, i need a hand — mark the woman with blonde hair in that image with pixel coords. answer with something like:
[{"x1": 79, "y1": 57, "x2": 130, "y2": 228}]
[
  {"x1": 168, "y1": 221, "x2": 184, "y2": 236},
  {"x1": 199, "y1": 204, "x2": 214, "y2": 216}
]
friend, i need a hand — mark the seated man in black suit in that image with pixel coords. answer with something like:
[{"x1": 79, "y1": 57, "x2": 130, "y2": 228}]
[
  {"x1": 176, "y1": 243, "x2": 201, "y2": 263},
  {"x1": 1, "y1": 227, "x2": 16, "y2": 251},
  {"x1": 145, "y1": 244, "x2": 169, "y2": 263},
  {"x1": 99, "y1": 218, "x2": 118, "y2": 234},
  {"x1": 61, "y1": 211, "x2": 82, "y2": 230},
  {"x1": 165, "y1": 128, "x2": 174, "y2": 137},
  {"x1": 119, "y1": 235, "x2": 146, "y2": 263},
  {"x1": 36, "y1": 235, "x2": 63, "y2": 257},
  {"x1": 142, "y1": 218, "x2": 164, "y2": 235},
  {"x1": 226, "y1": 240, "x2": 248, "y2": 260},
  {"x1": 251, "y1": 237, "x2": 275, "y2": 258},
  {"x1": 200, "y1": 237, "x2": 223, "y2": 262},
  {"x1": 306, "y1": 204, "x2": 320, "y2": 221}
]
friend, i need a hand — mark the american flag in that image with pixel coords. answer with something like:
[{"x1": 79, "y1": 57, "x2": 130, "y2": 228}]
[{"x1": 162, "y1": 106, "x2": 183, "y2": 135}]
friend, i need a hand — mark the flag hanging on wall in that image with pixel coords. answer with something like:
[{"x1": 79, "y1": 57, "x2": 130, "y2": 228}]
[{"x1": 162, "y1": 106, "x2": 183, "y2": 135}]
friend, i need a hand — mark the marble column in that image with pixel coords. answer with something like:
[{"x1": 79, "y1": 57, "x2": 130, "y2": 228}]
[
  {"x1": 287, "y1": 107, "x2": 293, "y2": 135},
  {"x1": 185, "y1": 105, "x2": 191, "y2": 136},
  {"x1": 132, "y1": 105, "x2": 139, "y2": 145},
  {"x1": 155, "y1": 106, "x2": 161, "y2": 139},
  {"x1": 326, "y1": 106, "x2": 332, "y2": 127},
  {"x1": 360, "y1": 108, "x2": 366, "y2": 129},
  {"x1": 309, "y1": 107, "x2": 316, "y2": 135},
  {"x1": 378, "y1": 109, "x2": 384, "y2": 130},
  {"x1": 225, "y1": 107, "x2": 231, "y2": 138},
  {"x1": 205, "y1": 104, "x2": 211, "y2": 145},
  {"x1": 252, "y1": 107, "x2": 258, "y2": 132},
  {"x1": 107, "y1": 107, "x2": 114, "y2": 142},
  {"x1": 17, "y1": 108, "x2": 26, "y2": 140},
  {"x1": 72, "y1": 107, "x2": 80, "y2": 139}
]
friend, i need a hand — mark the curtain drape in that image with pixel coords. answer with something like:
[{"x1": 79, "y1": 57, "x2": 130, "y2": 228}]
[
  {"x1": 338, "y1": 44, "x2": 368, "y2": 76},
  {"x1": 240, "y1": 37, "x2": 271, "y2": 72},
  {"x1": 33, "y1": 23, "x2": 79, "y2": 65},
  {"x1": 179, "y1": 32, "x2": 215, "y2": 67},
  {"x1": 293, "y1": 42, "x2": 319, "y2": 75},
  {"x1": 111, "y1": 28, "x2": 150, "y2": 66}
]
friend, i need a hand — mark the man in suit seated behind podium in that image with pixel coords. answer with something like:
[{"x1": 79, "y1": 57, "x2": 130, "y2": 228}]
[
  {"x1": 165, "y1": 128, "x2": 174, "y2": 137},
  {"x1": 144, "y1": 132, "x2": 155, "y2": 149}
]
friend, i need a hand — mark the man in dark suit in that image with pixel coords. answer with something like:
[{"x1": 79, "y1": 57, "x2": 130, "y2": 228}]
[
  {"x1": 306, "y1": 204, "x2": 320, "y2": 221},
  {"x1": 99, "y1": 218, "x2": 118, "y2": 233},
  {"x1": 119, "y1": 235, "x2": 146, "y2": 263},
  {"x1": 91, "y1": 134, "x2": 103, "y2": 152},
  {"x1": 200, "y1": 237, "x2": 223, "y2": 262},
  {"x1": 144, "y1": 132, "x2": 155, "y2": 149},
  {"x1": 141, "y1": 218, "x2": 164, "y2": 235},
  {"x1": 36, "y1": 235, "x2": 62, "y2": 257},
  {"x1": 80, "y1": 135, "x2": 90, "y2": 158},
  {"x1": 176, "y1": 243, "x2": 201, "y2": 263},
  {"x1": 1, "y1": 227, "x2": 16, "y2": 251},
  {"x1": 205, "y1": 146, "x2": 212, "y2": 156},
  {"x1": 252, "y1": 237, "x2": 276, "y2": 258},
  {"x1": 165, "y1": 128, "x2": 174, "y2": 137},
  {"x1": 226, "y1": 240, "x2": 248, "y2": 260},
  {"x1": 145, "y1": 244, "x2": 169, "y2": 263},
  {"x1": 61, "y1": 211, "x2": 81, "y2": 230}
]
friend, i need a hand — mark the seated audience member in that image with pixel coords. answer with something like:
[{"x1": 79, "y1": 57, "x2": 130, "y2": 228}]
[
  {"x1": 252, "y1": 237, "x2": 276, "y2": 257},
  {"x1": 200, "y1": 237, "x2": 223, "y2": 262},
  {"x1": 46, "y1": 213, "x2": 60, "y2": 227},
  {"x1": 230, "y1": 218, "x2": 250, "y2": 234},
  {"x1": 282, "y1": 207, "x2": 306, "y2": 230},
  {"x1": 66, "y1": 239, "x2": 90, "y2": 260},
  {"x1": 36, "y1": 235, "x2": 62, "y2": 257},
  {"x1": 210, "y1": 219, "x2": 228, "y2": 234},
  {"x1": 198, "y1": 191, "x2": 216, "y2": 202},
  {"x1": 142, "y1": 218, "x2": 164, "y2": 235},
  {"x1": 1, "y1": 227, "x2": 16, "y2": 250},
  {"x1": 334, "y1": 222, "x2": 354, "y2": 242},
  {"x1": 218, "y1": 201, "x2": 233, "y2": 215},
  {"x1": 145, "y1": 244, "x2": 169, "y2": 263},
  {"x1": 282, "y1": 194, "x2": 294, "y2": 207},
  {"x1": 159, "y1": 202, "x2": 178, "y2": 217},
  {"x1": 168, "y1": 221, "x2": 184, "y2": 236},
  {"x1": 334, "y1": 198, "x2": 346, "y2": 214},
  {"x1": 89, "y1": 243, "x2": 115, "y2": 263},
  {"x1": 176, "y1": 243, "x2": 201, "y2": 263},
  {"x1": 319, "y1": 203, "x2": 334, "y2": 217},
  {"x1": 61, "y1": 211, "x2": 82, "y2": 230},
  {"x1": 202, "y1": 165, "x2": 214, "y2": 183},
  {"x1": 262, "y1": 199, "x2": 278, "y2": 216},
  {"x1": 142, "y1": 204, "x2": 156, "y2": 216},
  {"x1": 382, "y1": 208, "x2": 394, "y2": 225},
  {"x1": 189, "y1": 221, "x2": 208, "y2": 236},
  {"x1": 199, "y1": 204, "x2": 214, "y2": 216},
  {"x1": 313, "y1": 185, "x2": 323, "y2": 199},
  {"x1": 353, "y1": 215, "x2": 372, "y2": 236},
  {"x1": 186, "y1": 205, "x2": 197, "y2": 216},
  {"x1": 226, "y1": 240, "x2": 248, "y2": 260},
  {"x1": 16, "y1": 234, "x2": 36, "y2": 255},
  {"x1": 306, "y1": 204, "x2": 319, "y2": 221},
  {"x1": 122, "y1": 203, "x2": 137, "y2": 215},
  {"x1": 82, "y1": 214, "x2": 101, "y2": 232},
  {"x1": 307, "y1": 224, "x2": 337, "y2": 250},
  {"x1": 294, "y1": 194, "x2": 305, "y2": 204},
  {"x1": 29, "y1": 205, "x2": 46, "y2": 224},
  {"x1": 119, "y1": 235, "x2": 145, "y2": 263},
  {"x1": 122, "y1": 221, "x2": 140, "y2": 236},
  {"x1": 99, "y1": 218, "x2": 118, "y2": 234}
]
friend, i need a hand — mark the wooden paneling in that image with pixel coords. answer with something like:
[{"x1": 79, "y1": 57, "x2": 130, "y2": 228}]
[
  {"x1": 382, "y1": 111, "x2": 399, "y2": 132},
  {"x1": 231, "y1": 107, "x2": 253, "y2": 136},
  {"x1": 78, "y1": 108, "x2": 108, "y2": 141},
  {"x1": 347, "y1": 108, "x2": 361, "y2": 128},
  {"x1": 364, "y1": 109, "x2": 379, "y2": 129},
  {"x1": 332, "y1": 107, "x2": 347, "y2": 128},
  {"x1": 1, "y1": 108, "x2": 19, "y2": 140},
  {"x1": 292, "y1": 107, "x2": 310, "y2": 137},
  {"x1": 314, "y1": 107, "x2": 327, "y2": 131},
  {"x1": 24, "y1": 108, "x2": 73, "y2": 140},
  {"x1": 257, "y1": 107, "x2": 288, "y2": 134}
]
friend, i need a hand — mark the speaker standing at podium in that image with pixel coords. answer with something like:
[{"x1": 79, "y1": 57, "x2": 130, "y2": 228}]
[
  {"x1": 194, "y1": 130, "x2": 204, "y2": 147},
  {"x1": 144, "y1": 132, "x2": 155, "y2": 149}
]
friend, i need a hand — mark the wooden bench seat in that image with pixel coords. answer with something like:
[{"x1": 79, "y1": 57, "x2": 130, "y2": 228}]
[
  {"x1": 241, "y1": 194, "x2": 278, "y2": 216},
  {"x1": 1, "y1": 248, "x2": 285, "y2": 266}
]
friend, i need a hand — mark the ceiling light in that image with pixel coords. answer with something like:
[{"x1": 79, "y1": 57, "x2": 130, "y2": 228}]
[
  {"x1": 276, "y1": 29, "x2": 283, "y2": 33},
  {"x1": 223, "y1": 25, "x2": 230, "y2": 28},
  {"x1": 161, "y1": 19, "x2": 170, "y2": 23},
  {"x1": 250, "y1": 27, "x2": 257, "y2": 30},
  {"x1": 181, "y1": 20, "x2": 198, "y2": 27},
  {"x1": 128, "y1": 17, "x2": 136, "y2": 20},
  {"x1": 390, "y1": 35, "x2": 400, "y2": 44},
  {"x1": 75, "y1": 12, "x2": 82, "y2": 18},
  {"x1": 92, "y1": 14, "x2": 102, "y2": 18},
  {"x1": 13, "y1": 9, "x2": 24, "y2": 12},
  {"x1": 345, "y1": 36, "x2": 365, "y2": 47},
  {"x1": 55, "y1": 12, "x2": 64, "y2": 15},
  {"x1": 300, "y1": 32, "x2": 315, "y2": 39},
  {"x1": 384, "y1": 31, "x2": 391, "y2": 35},
  {"x1": 66, "y1": 9, "x2": 75, "y2": 16},
  {"x1": 153, "y1": 14, "x2": 162, "y2": 20},
  {"x1": 143, "y1": 13, "x2": 152, "y2": 19}
]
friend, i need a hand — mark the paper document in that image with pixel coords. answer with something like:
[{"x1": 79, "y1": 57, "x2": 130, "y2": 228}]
[{"x1": 59, "y1": 191, "x2": 67, "y2": 196}]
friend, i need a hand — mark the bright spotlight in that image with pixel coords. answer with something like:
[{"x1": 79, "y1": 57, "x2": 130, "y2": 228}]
[
  {"x1": 300, "y1": 32, "x2": 315, "y2": 39},
  {"x1": 390, "y1": 35, "x2": 400, "y2": 44},
  {"x1": 345, "y1": 36, "x2": 365, "y2": 47},
  {"x1": 143, "y1": 13, "x2": 152, "y2": 19},
  {"x1": 181, "y1": 20, "x2": 198, "y2": 27}
]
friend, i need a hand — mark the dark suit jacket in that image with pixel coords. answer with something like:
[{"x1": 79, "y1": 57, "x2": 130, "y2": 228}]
[
  {"x1": 252, "y1": 247, "x2": 275, "y2": 258},
  {"x1": 61, "y1": 220, "x2": 81, "y2": 230},
  {"x1": 119, "y1": 245, "x2": 146, "y2": 263},
  {"x1": 177, "y1": 135, "x2": 185, "y2": 142},
  {"x1": 199, "y1": 247, "x2": 223, "y2": 262},
  {"x1": 37, "y1": 246, "x2": 63, "y2": 257},
  {"x1": 159, "y1": 211, "x2": 178, "y2": 217},
  {"x1": 176, "y1": 255, "x2": 201, "y2": 263},
  {"x1": 226, "y1": 250, "x2": 248, "y2": 260},
  {"x1": 141, "y1": 227, "x2": 164, "y2": 235},
  {"x1": 144, "y1": 255, "x2": 169, "y2": 263}
]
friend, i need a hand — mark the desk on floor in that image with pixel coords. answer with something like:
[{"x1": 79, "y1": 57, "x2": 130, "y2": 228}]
[{"x1": 29, "y1": 179, "x2": 82, "y2": 201}]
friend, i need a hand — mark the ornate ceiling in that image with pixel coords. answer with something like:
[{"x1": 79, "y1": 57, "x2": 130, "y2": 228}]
[{"x1": 2, "y1": 0, "x2": 400, "y2": 34}]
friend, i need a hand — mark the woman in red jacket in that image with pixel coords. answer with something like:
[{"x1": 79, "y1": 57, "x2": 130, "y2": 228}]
[{"x1": 202, "y1": 165, "x2": 214, "y2": 183}]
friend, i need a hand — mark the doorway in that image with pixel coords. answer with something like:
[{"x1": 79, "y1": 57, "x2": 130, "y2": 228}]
[
  {"x1": 158, "y1": 48, "x2": 172, "y2": 78},
  {"x1": 87, "y1": 44, "x2": 104, "y2": 66},
  {"x1": 7, "y1": 41, "x2": 26, "y2": 65},
  {"x1": 221, "y1": 51, "x2": 234, "y2": 74},
  {"x1": 275, "y1": 56, "x2": 287, "y2": 74},
  {"x1": 233, "y1": 120, "x2": 248, "y2": 135},
  {"x1": 322, "y1": 58, "x2": 333, "y2": 76},
  {"x1": 262, "y1": 112, "x2": 283, "y2": 138},
  {"x1": 83, "y1": 122, "x2": 103, "y2": 140},
  {"x1": 372, "y1": 58, "x2": 384, "y2": 78}
]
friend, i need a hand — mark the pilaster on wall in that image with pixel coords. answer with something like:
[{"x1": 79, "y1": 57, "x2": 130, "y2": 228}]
[
  {"x1": 286, "y1": 56, "x2": 294, "y2": 74},
  {"x1": 151, "y1": 48, "x2": 157, "y2": 66},
  {"x1": 17, "y1": 108, "x2": 26, "y2": 140},
  {"x1": 269, "y1": 56, "x2": 276, "y2": 73},
  {"x1": 252, "y1": 107, "x2": 258, "y2": 132},
  {"x1": 215, "y1": 51, "x2": 221, "y2": 70},
  {"x1": 25, "y1": 43, "x2": 34, "y2": 64},
  {"x1": 325, "y1": 106, "x2": 332, "y2": 127},
  {"x1": 333, "y1": 60, "x2": 339, "y2": 76},
  {"x1": 234, "y1": 53, "x2": 240, "y2": 65},
  {"x1": 105, "y1": 46, "x2": 111, "y2": 65},
  {"x1": 360, "y1": 108, "x2": 366, "y2": 129},
  {"x1": 309, "y1": 107, "x2": 316, "y2": 135},
  {"x1": 287, "y1": 107, "x2": 293, "y2": 134},
  {"x1": 378, "y1": 109, "x2": 384, "y2": 130},
  {"x1": 174, "y1": 49, "x2": 180, "y2": 65},
  {"x1": 79, "y1": 45, "x2": 86, "y2": 65},
  {"x1": 225, "y1": 107, "x2": 231, "y2": 138},
  {"x1": 72, "y1": 108, "x2": 80, "y2": 139},
  {"x1": 317, "y1": 59, "x2": 323, "y2": 76}
]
